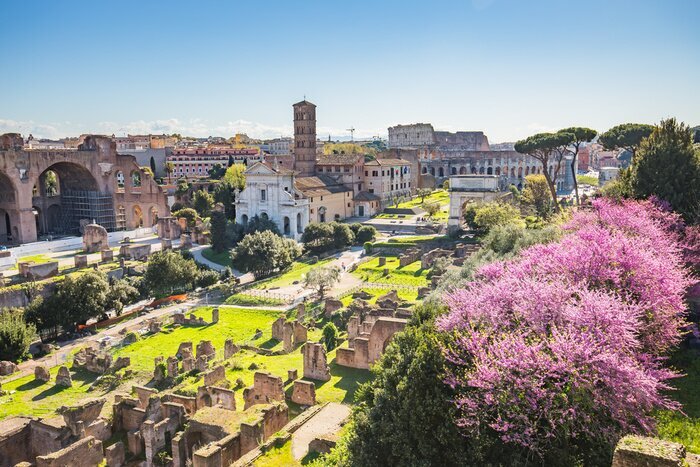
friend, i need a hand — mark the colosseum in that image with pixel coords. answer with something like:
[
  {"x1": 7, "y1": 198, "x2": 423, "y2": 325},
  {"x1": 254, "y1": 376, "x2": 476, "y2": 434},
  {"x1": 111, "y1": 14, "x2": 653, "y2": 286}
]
[{"x1": 0, "y1": 133, "x2": 169, "y2": 245}]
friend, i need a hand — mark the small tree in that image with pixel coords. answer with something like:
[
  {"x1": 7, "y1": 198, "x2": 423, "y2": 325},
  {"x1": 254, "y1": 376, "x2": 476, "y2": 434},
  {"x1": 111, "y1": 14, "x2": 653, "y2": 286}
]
[
  {"x1": 599, "y1": 123, "x2": 655, "y2": 159},
  {"x1": 171, "y1": 208, "x2": 198, "y2": 229},
  {"x1": 193, "y1": 190, "x2": 214, "y2": 218},
  {"x1": 514, "y1": 132, "x2": 574, "y2": 212},
  {"x1": 332, "y1": 222, "x2": 355, "y2": 249},
  {"x1": 558, "y1": 127, "x2": 597, "y2": 205},
  {"x1": 628, "y1": 118, "x2": 700, "y2": 223},
  {"x1": 473, "y1": 202, "x2": 520, "y2": 232},
  {"x1": 417, "y1": 188, "x2": 432, "y2": 203},
  {"x1": 521, "y1": 174, "x2": 552, "y2": 219},
  {"x1": 302, "y1": 223, "x2": 335, "y2": 254},
  {"x1": 144, "y1": 250, "x2": 199, "y2": 296},
  {"x1": 422, "y1": 202, "x2": 440, "y2": 219},
  {"x1": 223, "y1": 164, "x2": 246, "y2": 190},
  {"x1": 106, "y1": 278, "x2": 140, "y2": 316},
  {"x1": 304, "y1": 266, "x2": 341, "y2": 301},
  {"x1": 209, "y1": 208, "x2": 228, "y2": 253},
  {"x1": 208, "y1": 163, "x2": 226, "y2": 180},
  {"x1": 231, "y1": 231, "x2": 301, "y2": 278},
  {"x1": 0, "y1": 308, "x2": 36, "y2": 362},
  {"x1": 321, "y1": 322, "x2": 338, "y2": 351},
  {"x1": 245, "y1": 215, "x2": 281, "y2": 236},
  {"x1": 355, "y1": 226, "x2": 377, "y2": 244},
  {"x1": 164, "y1": 161, "x2": 174, "y2": 184}
]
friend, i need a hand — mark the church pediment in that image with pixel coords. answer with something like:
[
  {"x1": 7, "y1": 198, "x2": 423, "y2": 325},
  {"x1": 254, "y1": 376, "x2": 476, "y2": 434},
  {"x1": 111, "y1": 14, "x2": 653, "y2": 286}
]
[{"x1": 244, "y1": 161, "x2": 277, "y2": 175}]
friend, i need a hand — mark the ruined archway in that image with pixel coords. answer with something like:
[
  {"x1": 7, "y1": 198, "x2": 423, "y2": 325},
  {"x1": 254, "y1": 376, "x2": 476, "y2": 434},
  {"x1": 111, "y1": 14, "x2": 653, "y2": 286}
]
[
  {"x1": 0, "y1": 171, "x2": 20, "y2": 244},
  {"x1": 31, "y1": 162, "x2": 110, "y2": 235},
  {"x1": 133, "y1": 205, "x2": 144, "y2": 228}
]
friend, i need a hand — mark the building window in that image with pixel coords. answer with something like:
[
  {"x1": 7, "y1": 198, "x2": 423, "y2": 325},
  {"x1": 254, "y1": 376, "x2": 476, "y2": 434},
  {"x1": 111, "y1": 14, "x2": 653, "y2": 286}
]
[
  {"x1": 260, "y1": 189, "x2": 266, "y2": 201},
  {"x1": 369, "y1": 189, "x2": 374, "y2": 194}
]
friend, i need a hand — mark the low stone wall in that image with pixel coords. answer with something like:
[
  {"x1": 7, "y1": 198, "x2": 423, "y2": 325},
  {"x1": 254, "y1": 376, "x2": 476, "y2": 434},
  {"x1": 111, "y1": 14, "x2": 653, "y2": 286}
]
[
  {"x1": 612, "y1": 435, "x2": 700, "y2": 467},
  {"x1": 35, "y1": 436, "x2": 103, "y2": 467}
]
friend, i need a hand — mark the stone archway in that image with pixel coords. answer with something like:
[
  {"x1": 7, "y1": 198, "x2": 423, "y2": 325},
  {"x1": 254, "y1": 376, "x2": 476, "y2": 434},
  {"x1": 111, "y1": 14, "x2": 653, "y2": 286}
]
[
  {"x1": 149, "y1": 206, "x2": 159, "y2": 227},
  {"x1": 133, "y1": 205, "x2": 143, "y2": 228},
  {"x1": 0, "y1": 170, "x2": 20, "y2": 244}
]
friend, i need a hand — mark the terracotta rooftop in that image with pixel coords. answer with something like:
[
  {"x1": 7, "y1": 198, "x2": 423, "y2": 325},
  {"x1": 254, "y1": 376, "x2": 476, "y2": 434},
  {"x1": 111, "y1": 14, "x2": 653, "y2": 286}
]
[
  {"x1": 315, "y1": 154, "x2": 362, "y2": 165},
  {"x1": 365, "y1": 158, "x2": 411, "y2": 166},
  {"x1": 295, "y1": 175, "x2": 352, "y2": 197},
  {"x1": 354, "y1": 191, "x2": 381, "y2": 201}
]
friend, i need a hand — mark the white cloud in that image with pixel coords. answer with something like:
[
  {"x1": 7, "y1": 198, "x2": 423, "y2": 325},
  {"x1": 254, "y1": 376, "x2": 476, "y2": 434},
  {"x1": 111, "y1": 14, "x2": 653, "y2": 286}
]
[{"x1": 0, "y1": 117, "x2": 387, "y2": 141}]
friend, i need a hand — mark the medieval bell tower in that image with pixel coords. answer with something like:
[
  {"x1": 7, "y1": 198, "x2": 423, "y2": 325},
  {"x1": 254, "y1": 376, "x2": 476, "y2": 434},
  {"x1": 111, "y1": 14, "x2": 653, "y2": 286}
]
[{"x1": 292, "y1": 99, "x2": 317, "y2": 177}]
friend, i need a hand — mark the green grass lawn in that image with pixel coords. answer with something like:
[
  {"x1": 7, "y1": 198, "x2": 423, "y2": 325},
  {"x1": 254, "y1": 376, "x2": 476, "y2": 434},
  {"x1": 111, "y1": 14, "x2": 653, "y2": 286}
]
[
  {"x1": 201, "y1": 247, "x2": 233, "y2": 268},
  {"x1": 252, "y1": 258, "x2": 334, "y2": 290},
  {"x1": 395, "y1": 189, "x2": 450, "y2": 210},
  {"x1": 17, "y1": 253, "x2": 53, "y2": 264},
  {"x1": 225, "y1": 293, "x2": 287, "y2": 307},
  {"x1": 352, "y1": 257, "x2": 429, "y2": 287},
  {"x1": 0, "y1": 366, "x2": 103, "y2": 420},
  {"x1": 656, "y1": 347, "x2": 700, "y2": 453},
  {"x1": 0, "y1": 305, "x2": 370, "y2": 423},
  {"x1": 577, "y1": 174, "x2": 599, "y2": 186},
  {"x1": 340, "y1": 286, "x2": 420, "y2": 307}
]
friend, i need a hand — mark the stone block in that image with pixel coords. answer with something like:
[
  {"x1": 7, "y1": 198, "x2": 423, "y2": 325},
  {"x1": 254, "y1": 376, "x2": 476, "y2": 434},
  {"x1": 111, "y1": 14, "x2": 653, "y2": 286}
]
[
  {"x1": 291, "y1": 380, "x2": 316, "y2": 406},
  {"x1": 324, "y1": 299, "x2": 343, "y2": 317},
  {"x1": 55, "y1": 366, "x2": 72, "y2": 387},
  {"x1": 287, "y1": 369, "x2": 298, "y2": 381},
  {"x1": 224, "y1": 339, "x2": 239, "y2": 359},
  {"x1": 302, "y1": 343, "x2": 331, "y2": 382},
  {"x1": 105, "y1": 441, "x2": 125, "y2": 467},
  {"x1": 101, "y1": 249, "x2": 114, "y2": 262},
  {"x1": 612, "y1": 435, "x2": 687, "y2": 467},
  {"x1": 74, "y1": 254, "x2": 89, "y2": 268},
  {"x1": 35, "y1": 365, "x2": 50, "y2": 382}
]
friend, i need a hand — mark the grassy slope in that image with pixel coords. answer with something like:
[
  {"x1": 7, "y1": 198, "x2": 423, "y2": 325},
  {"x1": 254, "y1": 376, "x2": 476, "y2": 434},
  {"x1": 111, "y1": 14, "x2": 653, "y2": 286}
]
[
  {"x1": 252, "y1": 258, "x2": 334, "y2": 290},
  {"x1": 1, "y1": 306, "x2": 370, "y2": 421},
  {"x1": 201, "y1": 247, "x2": 233, "y2": 268},
  {"x1": 656, "y1": 347, "x2": 700, "y2": 453},
  {"x1": 352, "y1": 257, "x2": 429, "y2": 287}
]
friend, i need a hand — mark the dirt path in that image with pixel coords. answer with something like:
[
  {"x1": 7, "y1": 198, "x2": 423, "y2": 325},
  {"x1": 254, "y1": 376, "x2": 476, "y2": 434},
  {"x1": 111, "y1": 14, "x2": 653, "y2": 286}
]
[{"x1": 291, "y1": 402, "x2": 351, "y2": 460}]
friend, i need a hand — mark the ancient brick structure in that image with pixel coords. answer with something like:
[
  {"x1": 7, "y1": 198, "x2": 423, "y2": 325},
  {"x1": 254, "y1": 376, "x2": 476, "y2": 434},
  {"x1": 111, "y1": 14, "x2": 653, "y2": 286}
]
[
  {"x1": 73, "y1": 347, "x2": 113, "y2": 374},
  {"x1": 196, "y1": 386, "x2": 236, "y2": 411},
  {"x1": 82, "y1": 223, "x2": 109, "y2": 253},
  {"x1": 0, "y1": 134, "x2": 169, "y2": 245},
  {"x1": 242, "y1": 372, "x2": 285, "y2": 410},
  {"x1": 337, "y1": 317, "x2": 408, "y2": 370},
  {"x1": 224, "y1": 339, "x2": 239, "y2": 359},
  {"x1": 302, "y1": 343, "x2": 331, "y2": 382},
  {"x1": 271, "y1": 317, "x2": 308, "y2": 353},
  {"x1": 291, "y1": 380, "x2": 316, "y2": 406},
  {"x1": 203, "y1": 365, "x2": 226, "y2": 386}
]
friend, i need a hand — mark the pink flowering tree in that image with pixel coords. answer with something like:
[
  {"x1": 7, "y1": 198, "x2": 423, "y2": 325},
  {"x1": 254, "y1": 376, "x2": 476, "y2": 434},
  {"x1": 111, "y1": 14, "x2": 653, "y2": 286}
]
[{"x1": 439, "y1": 198, "x2": 692, "y2": 463}]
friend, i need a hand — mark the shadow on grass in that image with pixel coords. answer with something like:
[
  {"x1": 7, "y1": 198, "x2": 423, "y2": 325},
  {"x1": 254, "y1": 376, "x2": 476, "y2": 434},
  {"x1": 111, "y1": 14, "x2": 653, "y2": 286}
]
[
  {"x1": 302, "y1": 451, "x2": 321, "y2": 464},
  {"x1": 32, "y1": 384, "x2": 69, "y2": 401},
  {"x1": 17, "y1": 378, "x2": 46, "y2": 391},
  {"x1": 259, "y1": 338, "x2": 280, "y2": 350},
  {"x1": 312, "y1": 362, "x2": 372, "y2": 404}
]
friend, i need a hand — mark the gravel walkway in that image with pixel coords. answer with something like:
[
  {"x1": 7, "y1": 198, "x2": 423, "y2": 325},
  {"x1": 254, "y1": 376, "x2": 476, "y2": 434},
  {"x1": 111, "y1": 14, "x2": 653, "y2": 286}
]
[{"x1": 291, "y1": 402, "x2": 351, "y2": 460}]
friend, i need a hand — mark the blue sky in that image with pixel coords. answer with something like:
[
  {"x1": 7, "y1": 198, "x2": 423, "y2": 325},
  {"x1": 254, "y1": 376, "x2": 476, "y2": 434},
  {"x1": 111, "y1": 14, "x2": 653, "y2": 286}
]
[{"x1": 0, "y1": 0, "x2": 698, "y2": 142}]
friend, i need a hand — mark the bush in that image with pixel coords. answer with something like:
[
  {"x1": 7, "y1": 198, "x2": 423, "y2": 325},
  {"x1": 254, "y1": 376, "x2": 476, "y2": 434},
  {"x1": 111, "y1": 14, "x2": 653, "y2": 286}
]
[
  {"x1": 0, "y1": 308, "x2": 36, "y2": 362},
  {"x1": 231, "y1": 230, "x2": 302, "y2": 279},
  {"x1": 171, "y1": 208, "x2": 197, "y2": 228},
  {"x1": 196, "y1": 269, "x2": 220, "y2": 288},
  {"x1": 472, "y1": 202, "x2": 520, "y2": 232},
  {"x1": 321, "y1": 322, "x2": 338, "y2": 351},
  {"x1": 355, "y1": 226, "x2": 377, "y2": 244},
  {"x1": 363, "y1": 242, "x2": 373, "y2": 254}
]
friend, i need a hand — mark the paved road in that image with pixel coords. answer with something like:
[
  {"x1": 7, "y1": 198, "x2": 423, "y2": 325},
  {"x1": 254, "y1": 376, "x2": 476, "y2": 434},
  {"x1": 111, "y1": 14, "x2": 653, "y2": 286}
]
[{"x1": 291, "y1": 402, "x2": 351, "y2": 460}]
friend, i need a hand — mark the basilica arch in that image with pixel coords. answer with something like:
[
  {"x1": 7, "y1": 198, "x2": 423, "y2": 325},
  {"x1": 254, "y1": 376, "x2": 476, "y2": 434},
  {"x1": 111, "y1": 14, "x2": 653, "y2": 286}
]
[{"x1": 0, "y1": 133, "x2": 169, "y2": 245}]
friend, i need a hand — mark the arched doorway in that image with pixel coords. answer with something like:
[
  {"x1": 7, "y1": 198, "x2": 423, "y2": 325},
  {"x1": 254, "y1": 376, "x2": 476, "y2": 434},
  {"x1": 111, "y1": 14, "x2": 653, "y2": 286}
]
[
  {"x1": 438, "y1": 167, "x2": 444, "y2": 177},
  {"x1": 296, "y1": 213, "x2": 303, "y2": 233},
  {"x1": 149, "y1": 207, "x2": 159, "y2": 227},
  {"x1": 0, "y1": 170, "x2": 20, "y2": 244},
  {"x1": 451, "y1": 167, "x2": 457, "y2": 175},
  {"x1": 487, "y1": 167, "x2": 493, "y2": 175},
  {"x1": 283, "y1": 216, "x2": 291, "y2": 235},
  {"x1": 241, "y1": 214, "x2": 249, "y2": 225},
  {"x1": 459, "y1": 167, "x2": 467, "y2": 175},
  {"x1": 133, "y1": 205, "x2": 143, "y2": 228}
]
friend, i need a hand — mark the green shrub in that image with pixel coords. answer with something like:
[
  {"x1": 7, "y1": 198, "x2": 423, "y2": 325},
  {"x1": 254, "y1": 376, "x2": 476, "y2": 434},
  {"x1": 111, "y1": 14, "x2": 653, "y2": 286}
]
[{"x1": 321, "y1": 322, "x2": 338, "y2": 351}]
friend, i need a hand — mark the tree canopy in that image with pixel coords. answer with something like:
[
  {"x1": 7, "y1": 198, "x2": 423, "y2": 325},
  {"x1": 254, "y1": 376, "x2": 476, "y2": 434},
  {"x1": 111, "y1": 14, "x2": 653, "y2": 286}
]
[
  {"x1": 230, "y1": 230, "x2": 302, "y2": 278},
  {"x1": 599, "y1": 123, "x2": 655, "y2": 156}
]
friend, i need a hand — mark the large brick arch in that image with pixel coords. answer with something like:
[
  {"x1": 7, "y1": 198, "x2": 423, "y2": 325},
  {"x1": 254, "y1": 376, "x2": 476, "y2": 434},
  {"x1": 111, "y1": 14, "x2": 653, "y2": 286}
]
[{"x1": 0, "y1": 134, "x2": 169, "y2": 244}]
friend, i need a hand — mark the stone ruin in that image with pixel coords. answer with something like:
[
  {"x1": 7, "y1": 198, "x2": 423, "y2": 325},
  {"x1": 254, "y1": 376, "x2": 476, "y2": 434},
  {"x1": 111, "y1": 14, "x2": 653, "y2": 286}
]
[
  {"x1": 35, "y1": 365, "x2": 51, "y2": 382},
  {"x1": 324, "y1": 298, "x2": 343, "y2": 318},
  {"x1": 612, "y1": 435, "x2": 700, "y2": 466},
  {"x1": 100, "y1": 248, "x2": 114, "y2": 262},
  {"x1": 82, "y1": 223, "x2": 109, "y2": 253},
  {"x1": 55, "y1": 366, "x2": 72, "y2": 387},
  {"x1": 337, "y1": 316, "x2": 408, "y2": 370},
  {"x1": 147, "y1": 318, "x2": 161, "y2": 334},
  {"x1": 18, "y1": 261, "x2": 59, "y2": 280},
  {"x1": 271, "y1": 317, "x2": 308, "y2": 353},
  {"x1": 73, "y1": 254, "x2": 89, "y2": 269},
  {"x1": 73, "y1": 346, "x2": 113, "y2": 374},
  {"x1": 157, "y1": 216, "x2": 182, "y2": 240},
  {"x1": 399, "y1": 248, "x2": 421, "y2": 267},
  {"x1": 197, "y1": 385, "x2": 236, "y2": 411},
  {"x1": 224, "y1": 338, "x2": 240, "y2": 359},
  {"x1": 173, "y1": 308, "x2": 218, "y2": 327},
  {"x1": 196, "y1": 340, "x2": 216, "y2": 360},
  {"x1": 243, "y1": 372, "x2": 285, "y2": 410},
  {"x1": 119, "y1": 243, "x2": 151, "y2": 261},
  {"x1": 291, "y1": 380, "x2": 316, "y2": 406},
  {"x1": 302, "y1": 343, "x2": 331, "y2": 382},
  {"x1": 203, "y1": 365, "x2": 226, "y2": 386},
  {"x1": 0, "y1": 360, "x2": 18, "y2": 376}
]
